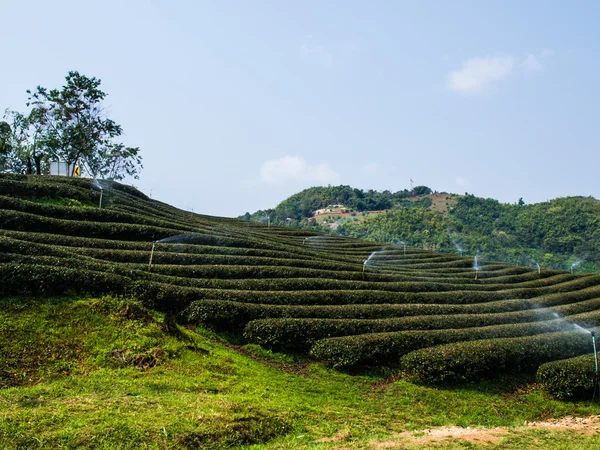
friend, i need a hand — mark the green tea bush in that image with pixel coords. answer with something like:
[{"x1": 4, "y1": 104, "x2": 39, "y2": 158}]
[
  {"x1": 400, "y1": 331, "x2": 596, "y2": 384},
  {"x1": 0, "y1": 195, "x2": 197, "y2": 231},
  {"x1": 0, "y1": 262, "x2": 129, "y2": 297},
  {"x1": 0, "y1": 209, "x2": 180, "y2": 241},
  {"x1": 0, "y1": 178, "x2": 97, "y2": 202},
  {"x1": 245, "y1": 305, "x2": 600, "y2": 352},
  {"x1": 311, "y1": 314, "x2": 600, "y2": 368},
  {"x1": 537, "y1": 354, "x2": 597, "y2": 399}
]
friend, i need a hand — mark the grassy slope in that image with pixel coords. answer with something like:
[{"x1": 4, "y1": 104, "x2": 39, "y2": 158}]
[
  {"x1": 2, "y1": 296, "x2": 600, "y2": 450},
  {"x1": 2, "y1": 175, "x2": 600, "y2": 448}
]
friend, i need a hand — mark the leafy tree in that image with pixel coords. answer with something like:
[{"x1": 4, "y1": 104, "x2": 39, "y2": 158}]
[
  {"x1": 26, "y1": 71, "x2": 142, "y2": 179},
  {"x1": 81, "y1": 142, "x2": 142, "y2": 180},
  {"x1": 413, "y1": 185, "x2": 432, "y2": 196},
  {"x1": 0, "y1": 109, "x2": 46, "y2": 174}
]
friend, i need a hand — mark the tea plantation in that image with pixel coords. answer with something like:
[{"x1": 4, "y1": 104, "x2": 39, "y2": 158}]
[{"x1": 2, "y1": 172, "x2": 600, "y2": 401}]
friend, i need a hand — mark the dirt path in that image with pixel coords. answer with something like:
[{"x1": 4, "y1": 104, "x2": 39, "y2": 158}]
[{"x1": 369, "y1": 415, "x2": 600, "y2": 448}]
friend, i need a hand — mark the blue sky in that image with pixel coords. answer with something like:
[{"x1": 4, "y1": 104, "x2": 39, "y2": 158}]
[{"x1": 1, "y1": 1, "x2": 599, "y2": 216}]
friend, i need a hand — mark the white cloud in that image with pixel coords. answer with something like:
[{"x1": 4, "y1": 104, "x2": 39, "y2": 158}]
[
  {"x1": 521, "y1": 49, "x2": 553, "y2": 73},
  {"x1": 448, "y1": 50, "x2": 554, "y2": 94},
  {"x1": 448, "y1": 55, "x2": 516, "y2": 94},
  {"x1": 300, "y1": 35, "x2": 333, "y2": 64},
  {"x1": 455, "y1": 176, "x2": 470, "y2": 187},
  {"x1": 260, "y1": 155, "x2": 340, "y2": 185}
]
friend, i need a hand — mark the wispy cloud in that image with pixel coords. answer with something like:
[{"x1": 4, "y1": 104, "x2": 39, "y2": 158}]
[
  {"x1": 521, "y1": 49, "x2": 553, "y2": 73},
  {"x1": 260, "y1": 155, "x2": 340, "y2": 185},
  {"x1": 448, "y1": 50, "x2": 553, "y2": 94},
  {"x1": 521, "y1": 53, "x2": 544, "y2": 72},
  {"x1": 448, "y1": 55, "x2": 516, "y2": 94},
  {"x1": 300, "y1": 35, "x2": 333, "y2": 64}
]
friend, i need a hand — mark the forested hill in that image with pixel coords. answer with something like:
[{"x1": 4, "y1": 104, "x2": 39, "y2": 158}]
[
  {"x1": 241, "y1": 185, "x2": 435, "y2": 222},
  {"x1": 242, "y1": 186, "x2": 600, "y2": 273}
]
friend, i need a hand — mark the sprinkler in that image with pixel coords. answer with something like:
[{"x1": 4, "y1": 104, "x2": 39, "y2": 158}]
[
  {"x1": 593, "y1": 331, "x2": 599, "y2": 401},
  {"x1": 148, "y1": 241, "x2": 156, "y2": 272},
  {"x1": 362, "y1": 260, "x2": 367, "y2": 281},
  {"x1": 395, "y1": 240, "x2": 407, "y2": 256}
]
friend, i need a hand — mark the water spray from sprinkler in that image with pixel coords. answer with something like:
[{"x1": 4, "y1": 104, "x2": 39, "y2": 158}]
[
  {"x1": 148, "y1": 241, "x2": 156, "y2": 272},
  {"x1": 571, "y1": 259, "x2": 583, "y2": 274},
  {"x1": 531, "y1": 259, "x2": 541, "y2": 276},
  {"x1": 94, "y1": 180, "x2": 103, "y2": 209},
  {"x1": 397, "y1": 240, "x2": 406, "y2": 256},
  {"x1": 592, "y1": 331, "x2": 599, "y2": 401},
  {"x1": 474, "y1": 255, "x2": 479, "y2": 280}
]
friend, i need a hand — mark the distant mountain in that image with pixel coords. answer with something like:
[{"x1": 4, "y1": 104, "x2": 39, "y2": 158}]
[{"x1": 241, "y1": 186, "x2": 600, "y2": 273}]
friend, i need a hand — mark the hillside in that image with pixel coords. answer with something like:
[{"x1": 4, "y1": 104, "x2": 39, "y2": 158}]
[
  {"x1": 3, "y1": 173, "x2": 600, "y2": 448},
  {"x1": 243, "y1": 186, "x2": 600, "y2": 273}
]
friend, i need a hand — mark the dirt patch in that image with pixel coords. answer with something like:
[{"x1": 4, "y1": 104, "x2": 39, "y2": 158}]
[
  {"x1": 524, "y1": 415, "x2": 600, "y2": 434},
  {"x1": 370, "y1": 415, "x2": 600, "y2": 448},
  {"x1": 385, "y1": 426, "x2": 507, "y2": 447},
  {"x1": 317, "y1": 430, "x2": 351, "y2": 443},
  {"x1": 427, "y1": 193, "x2": 459, "y2": 214}
]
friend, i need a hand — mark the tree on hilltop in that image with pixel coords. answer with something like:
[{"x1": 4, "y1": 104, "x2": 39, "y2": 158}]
[{"x1": 1, "y1": 71, "x2": 142, "y2": 179}]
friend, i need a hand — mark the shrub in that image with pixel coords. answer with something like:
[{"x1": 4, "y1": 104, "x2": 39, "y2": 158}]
[
  {"x1": 311, "y1": 313, "x2": 600, "y2": 368},
  {"x1": 246, "y1": 305, "x2": 600, "y2": 353},
  {"x1": 400, "y1": 331, "x2": 596, "y2": 384},
  {"x1": 537, "y1": 354, "x2": 598, "y2": 399},
  {"x1": 0, "y1": 262, "x2": 129, "y2": 297}
]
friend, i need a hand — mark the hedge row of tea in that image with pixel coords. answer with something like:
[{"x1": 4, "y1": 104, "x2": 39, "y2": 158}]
[{"x1": 1, "y1": 174, "x2": 599, "y2": 397}]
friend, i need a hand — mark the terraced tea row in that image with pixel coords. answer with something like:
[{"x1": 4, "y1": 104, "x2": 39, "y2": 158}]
[{"x1": 1, "y1": 173, "x2": 598, "y2": 392}]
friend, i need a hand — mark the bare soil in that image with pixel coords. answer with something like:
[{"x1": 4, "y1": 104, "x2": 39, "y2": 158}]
[{"x1": 369, "y1": 415, "x2": 600, "y2": 448}]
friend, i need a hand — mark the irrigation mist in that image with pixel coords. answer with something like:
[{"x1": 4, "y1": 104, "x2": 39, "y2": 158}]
[
  {"x1": 473, "y1": 255, "x2": 480, "y2": 280},
  {"x1": 93, "y1": 179, "x2": 104, "y2": 209},
  {"x1": 392, "y1": 239, "x2": 407, "y2": 256},
  {"x1": 571, "y1": 259, "x2": 584, "y2": 274},
  {"x1": 147, "y1": 233, "x2": 214, "y2": 272},
  {"x1": 547, "y1": 310, "x2": 592, "y2": 334},
  {"x1": 148, "y1": 241, "x2": 156, "y2": 272}
]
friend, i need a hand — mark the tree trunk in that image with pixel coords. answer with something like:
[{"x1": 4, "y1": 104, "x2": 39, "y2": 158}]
[
  {"x1": 34, "y1": 155, "x2": 42, "y2": 175},
  {"x1": 26, "y1": 157, "x2": 33, "y2": 175}
]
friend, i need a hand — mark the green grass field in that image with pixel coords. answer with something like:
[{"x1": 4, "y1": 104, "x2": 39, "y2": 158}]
[
  {"x1": 2, "y1": 173, "x2": 600, "y2": 448},
  {"x1": 2, "y1": 296, "x2": 600, "y2": 449}
]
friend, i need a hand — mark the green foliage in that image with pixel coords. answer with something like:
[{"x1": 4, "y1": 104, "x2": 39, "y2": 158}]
[
  {"x1": 243, "y1": 184, "x2": 434, "y2": 223},
  {"x1": 5, "y1": 174, "x2": 600, "y2": 397},
  {"x1": 400, "y1": 331, "x2": 596, "y2": 384},
  {"x1": 7, "y1": 298, "x2": 600, "y2": 448},
  {"x1": 310, "y1": 310, "x2": 600, "y2": 369},
  {"x1": 246, "y1": 185, "x2": 600, "y2": 273},
  {"x1": 537, "y1": 354, "x2": 598, "y2": 399},
  {"x1": 247, "y1": 309, "x2": 600, "y2": 354},
  {"x1": 3, "y1": 71, "x2": 142, "y2": 179}
]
